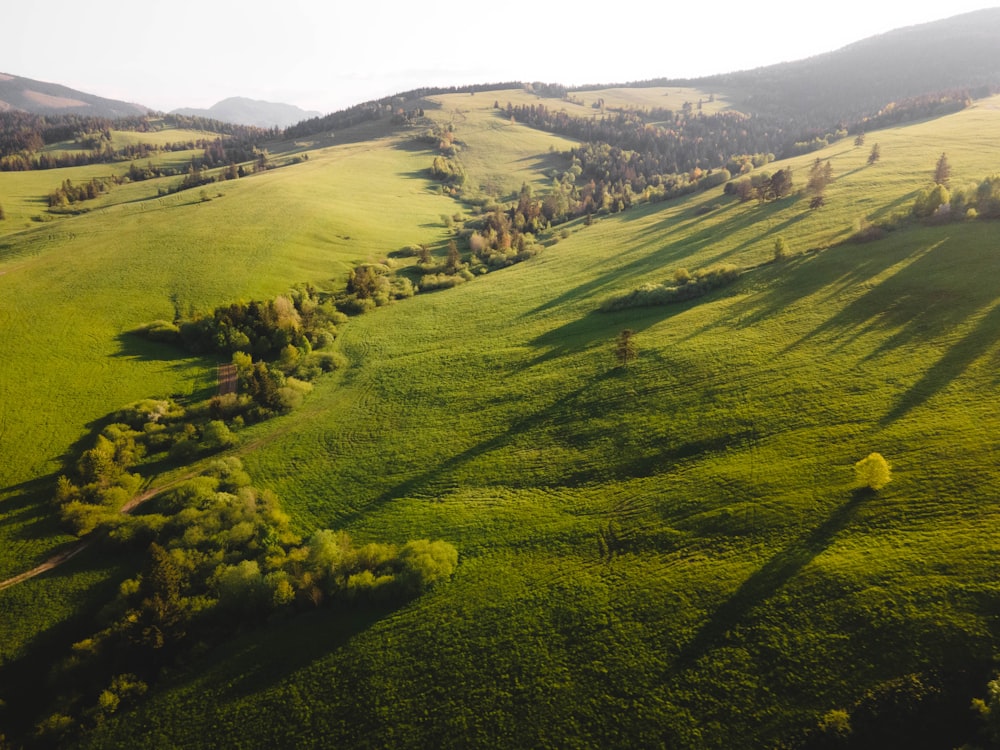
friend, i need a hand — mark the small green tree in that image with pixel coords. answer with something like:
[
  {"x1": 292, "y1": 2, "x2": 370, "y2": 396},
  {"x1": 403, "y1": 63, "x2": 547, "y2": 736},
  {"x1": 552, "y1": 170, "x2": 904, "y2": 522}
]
[
  {"x1": 615, "y1": 329, "x2": 637, "y2": 367},
  {"x1": 854, "y1": 452, "x2": 891, "y2": 490},
  {"x1": 867, "y1": 143, "x2": 881, "y2": 166},
  {"x1": 773, "y1": 236, "x2": 789, "y2": 261}
]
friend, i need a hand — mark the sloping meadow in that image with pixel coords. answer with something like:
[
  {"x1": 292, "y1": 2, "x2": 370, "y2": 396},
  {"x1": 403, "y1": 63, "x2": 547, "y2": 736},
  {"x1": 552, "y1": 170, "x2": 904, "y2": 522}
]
[{"x1": 4, "y1": 94, "x2": 1000, "y2": 747}]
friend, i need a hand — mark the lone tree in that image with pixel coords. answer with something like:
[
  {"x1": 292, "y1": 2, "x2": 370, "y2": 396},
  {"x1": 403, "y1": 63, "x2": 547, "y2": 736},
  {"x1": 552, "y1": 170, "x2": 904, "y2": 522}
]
[
  {"x1": 854, "y1": 452, "x2": 892, "y2": 490},
  {"x1": 867, "y1": 143, "x2": 881, "y2": 166},
  {"x1": 614, "y1": 329, "x2": 637, "y2": 367},
  {"x1": 934, "y1": 152, "x2": 952, "y2": 186},
  {"x1": 854, "y1": 132, "x2": 866, "y2": 147},
  {"x1": 773, "y1": 236, "x2": 790, "y2": 261},
  {"x1": 807, "y1": 158, "x2": 833, "y2": 209}
]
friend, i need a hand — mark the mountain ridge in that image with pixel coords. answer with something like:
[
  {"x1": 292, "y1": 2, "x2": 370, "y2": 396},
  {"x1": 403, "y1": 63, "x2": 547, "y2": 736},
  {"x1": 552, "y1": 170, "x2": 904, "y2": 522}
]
[
  {"x1": 0, "y1": 72, "x2": 148, "y2": 118},
  {"x1": 170, "y1": 96, "x2": 322, "y2": 129}
]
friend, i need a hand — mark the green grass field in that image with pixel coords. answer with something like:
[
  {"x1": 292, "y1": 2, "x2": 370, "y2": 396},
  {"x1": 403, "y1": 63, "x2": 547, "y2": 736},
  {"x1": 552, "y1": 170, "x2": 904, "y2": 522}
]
[{"x1": 3, "y1": 94, "x2": 1000, "y2": 748}]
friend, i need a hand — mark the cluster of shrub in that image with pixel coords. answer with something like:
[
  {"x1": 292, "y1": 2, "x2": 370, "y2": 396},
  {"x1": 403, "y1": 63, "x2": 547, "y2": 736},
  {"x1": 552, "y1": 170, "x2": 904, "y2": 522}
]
[
  {"x1": 137, "y1": 287, "x2": 348, "y2": 423},
  {"x1": 600, "y1": 264, "x2": 741, "y2": 312},
  {"x1": 335, "y1": 261, "x2": 417, "y2": 313},
  {"x1": 38, "y1": 456, "x2": 459, "y2": 743},
  {"x1": 723, "y1": 167, "x2": 795, "y2": 203},
  {"x1": 910, "y1": 173, "x2": 1000, "y2": 223},
  {"x1": 852, "y1": 172, "x2": 1000, "y2": 243},
  {"x1": 464, "y1": 193, "x2": 545, "y2": 269},
  {"x1": 51, "y1": 396, "x2": 243, "y2": 537},
  {"x1": 46, "y1": 177, "x2": 111, "y2": 208}
]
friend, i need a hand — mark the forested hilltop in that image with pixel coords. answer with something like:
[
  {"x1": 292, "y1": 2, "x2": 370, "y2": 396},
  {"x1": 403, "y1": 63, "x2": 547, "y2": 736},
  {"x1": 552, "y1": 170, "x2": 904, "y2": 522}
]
[{"x1": 5, "y1": 10, "x2": 1000, "y2": 750}]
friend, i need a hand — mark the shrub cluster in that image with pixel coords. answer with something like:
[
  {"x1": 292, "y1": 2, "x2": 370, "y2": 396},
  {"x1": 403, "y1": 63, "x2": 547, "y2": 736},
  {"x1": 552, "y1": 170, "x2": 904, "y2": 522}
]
[
  {"x1": 600, "y1": 264, "x2": 741, "y2": 312},
  {"x1": 38, "y1": 457, "x2": 459, "y2": 742},
  {"x1": 52, "y1": 397, "x2": 243, "y2": 538}
]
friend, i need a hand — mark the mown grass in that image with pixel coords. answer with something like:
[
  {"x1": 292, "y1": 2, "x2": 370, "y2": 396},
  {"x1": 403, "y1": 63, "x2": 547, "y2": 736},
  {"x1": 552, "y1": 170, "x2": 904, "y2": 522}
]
[{"x1": 6, "y1": 97, "x2": 1000, "y2": 747}]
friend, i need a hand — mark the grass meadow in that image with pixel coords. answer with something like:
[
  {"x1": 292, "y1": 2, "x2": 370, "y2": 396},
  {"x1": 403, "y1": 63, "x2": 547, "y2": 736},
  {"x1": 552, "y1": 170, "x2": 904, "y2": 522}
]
[{"x1": 3, "y1": 91, "x2": 1000, "y2": 747}]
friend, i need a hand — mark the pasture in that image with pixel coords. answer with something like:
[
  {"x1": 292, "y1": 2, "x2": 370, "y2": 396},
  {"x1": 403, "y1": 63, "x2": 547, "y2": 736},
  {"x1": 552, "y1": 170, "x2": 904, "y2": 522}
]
[{"x1": 3, "y1": 93, "x2": 1000, "y2": 747}]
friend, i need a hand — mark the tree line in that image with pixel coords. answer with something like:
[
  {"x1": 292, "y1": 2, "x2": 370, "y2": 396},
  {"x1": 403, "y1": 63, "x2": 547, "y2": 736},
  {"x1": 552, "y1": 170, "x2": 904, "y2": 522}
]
[{"x1": 0, "y1": 111, "x2": 273, "y2": 171}]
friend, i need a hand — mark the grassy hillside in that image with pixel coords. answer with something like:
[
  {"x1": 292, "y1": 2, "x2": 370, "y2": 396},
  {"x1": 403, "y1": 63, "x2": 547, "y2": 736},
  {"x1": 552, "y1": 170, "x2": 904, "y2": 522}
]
[
  {"x1": 0, "y1": 123, "x2": 476, "y2": 579},
  {"x1": 4, "y1": 93, "x2": 1000, "y2": 748}
]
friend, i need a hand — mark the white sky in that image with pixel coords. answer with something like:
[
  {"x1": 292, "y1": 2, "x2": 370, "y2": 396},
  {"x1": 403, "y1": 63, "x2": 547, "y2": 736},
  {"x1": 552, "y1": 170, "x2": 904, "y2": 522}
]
[{"x1": 4, "y1": 1, "x2": 998, "y2": 114}]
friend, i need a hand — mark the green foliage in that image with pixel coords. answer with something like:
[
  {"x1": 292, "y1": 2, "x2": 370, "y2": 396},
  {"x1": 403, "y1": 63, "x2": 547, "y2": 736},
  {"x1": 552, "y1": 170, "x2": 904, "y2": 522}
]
[
  {"x1": 774, "y1": 236, "x2": 790, "y2": 261},
  {"x1": 600, "y1": 264, "x2": 740, "y2": 311},
  {"x1": 396, "y1": 539, "x2": 460, "y2": 593},
  {"x1": 971, "y1": 674, "x2": 1000, "y2": 746},
  {"x1": 854, "y1": 452, "x2": 892, "y2": 490}
]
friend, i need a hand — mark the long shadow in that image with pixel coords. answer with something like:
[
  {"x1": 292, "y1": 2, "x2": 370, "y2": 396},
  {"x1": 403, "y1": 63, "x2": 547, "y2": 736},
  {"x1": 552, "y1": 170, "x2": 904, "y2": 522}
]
[
  {"x1": 882, "y1": 299, "x2": 1000, "y2": 425},
  {"x1": 0, "y1": 543, "x2": 141, "y2": 742},
  {"x1": 202, "y1": 600, "x2": 401, "y2": 703},
  {"x1": 716, "y1": 233, "x2": 929, "y2": 337},
  {"x1": 526, "y1": 193, "x2": 817, "y2": 321},
  {"x1": 332, "y1": 372, "x2": 617, "y2": 528},
  {"x1": 675, "y1": 490, "x2": 867, "y2": 668},
  {"x1": 525, "y1": 306, "x2": 685, "y2": 366}
]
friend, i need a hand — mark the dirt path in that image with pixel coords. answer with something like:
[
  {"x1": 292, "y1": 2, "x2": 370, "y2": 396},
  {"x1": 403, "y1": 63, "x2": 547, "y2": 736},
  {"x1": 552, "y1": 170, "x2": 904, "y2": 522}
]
[
  {"x1": 0, "y1": 471, "x2": 199, "y2": 591},
  {"x1": 0, "y1": 539, "x2": 93, "y2": 591},
  {"x1": 0, "y1": 364, "x2": 342, "y2": 592}
]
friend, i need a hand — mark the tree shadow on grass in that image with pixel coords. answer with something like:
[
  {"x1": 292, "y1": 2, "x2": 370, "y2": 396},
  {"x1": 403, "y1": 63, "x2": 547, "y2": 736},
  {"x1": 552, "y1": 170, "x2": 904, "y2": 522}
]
[
  {"x1": 0, "y1": 543, "x2": 140, "y2": 740},
  {"x1": 881, "y1": 299, "x2": 1000, "y2": 426},
  {"x1": 192, "y1": 599, "x2": 400, "y2": 703},
  {"x1": 675, "y1": 489, "x2": 868, "y2": 669},
  {"x1": 332, "y1": 371, "x2": 621, "y2": 528},
  {"x1": 525, "y1": 306, "x2": 684, "y2": 367}
]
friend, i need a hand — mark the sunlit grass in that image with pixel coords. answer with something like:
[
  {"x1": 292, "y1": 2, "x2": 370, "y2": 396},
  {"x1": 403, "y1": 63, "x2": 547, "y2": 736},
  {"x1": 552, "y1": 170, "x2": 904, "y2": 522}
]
[{"x1": 5, "y1": 96, "x2": 1000, "y2": 748}]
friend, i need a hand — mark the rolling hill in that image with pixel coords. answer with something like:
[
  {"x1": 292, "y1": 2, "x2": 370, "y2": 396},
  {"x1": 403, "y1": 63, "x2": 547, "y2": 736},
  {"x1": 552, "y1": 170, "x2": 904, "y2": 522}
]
[{"x1": 3, "y1": 11, "x2": 1000, "y2": 750}]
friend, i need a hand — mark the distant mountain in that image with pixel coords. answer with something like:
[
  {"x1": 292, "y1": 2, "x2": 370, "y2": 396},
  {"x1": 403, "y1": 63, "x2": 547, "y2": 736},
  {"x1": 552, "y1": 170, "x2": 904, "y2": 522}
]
[
  {"x1": 0, "y1": 72, "x2": 148, "y2": 118},
  {"x1": 170, "y1": 97, "x2": 322, "y2": 129},
  {"x1": 692, "y1": 8, "x2": 1000, "y2": 123}
]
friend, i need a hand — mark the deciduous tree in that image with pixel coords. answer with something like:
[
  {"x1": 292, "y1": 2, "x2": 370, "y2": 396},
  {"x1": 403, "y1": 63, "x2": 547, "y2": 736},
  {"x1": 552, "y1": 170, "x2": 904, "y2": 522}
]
[
  {"x1": 854, "y1": 452, "x2": 891, "y2": 490},
  {"x1": 934, "y1": 152, "x2": 951, "y2": 186},
  {"x1": 615, "y1": 329, "x2": 637, "y2": 367}
]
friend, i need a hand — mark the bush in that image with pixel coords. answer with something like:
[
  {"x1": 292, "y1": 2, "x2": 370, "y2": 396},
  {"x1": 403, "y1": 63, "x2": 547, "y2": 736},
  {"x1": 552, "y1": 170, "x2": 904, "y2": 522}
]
[
  {"x1": 135, "y1": 320, "x2": 181, "y2": 344},
  {"x1": 397, "y1": 539, "x2": 459, "y2": 593},
  {"x1": 854, "y1": 452, "x2": 891, "y2": 490},
  {"x1": 601, "y1": 264, "x2": 740, "y2": 312}
]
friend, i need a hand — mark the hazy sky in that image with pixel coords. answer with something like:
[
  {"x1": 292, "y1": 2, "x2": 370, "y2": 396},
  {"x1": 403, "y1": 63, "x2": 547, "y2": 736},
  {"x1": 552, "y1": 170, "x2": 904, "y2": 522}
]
[{"x1": 4, "y1": 1, "x2": 999, "y2": 114}]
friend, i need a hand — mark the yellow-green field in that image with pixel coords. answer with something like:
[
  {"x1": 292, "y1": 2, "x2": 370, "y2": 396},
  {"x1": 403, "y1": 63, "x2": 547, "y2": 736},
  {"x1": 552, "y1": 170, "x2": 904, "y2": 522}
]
[{"x1": 3, "y1": 92, "x2": 1000, "y2": 749}]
